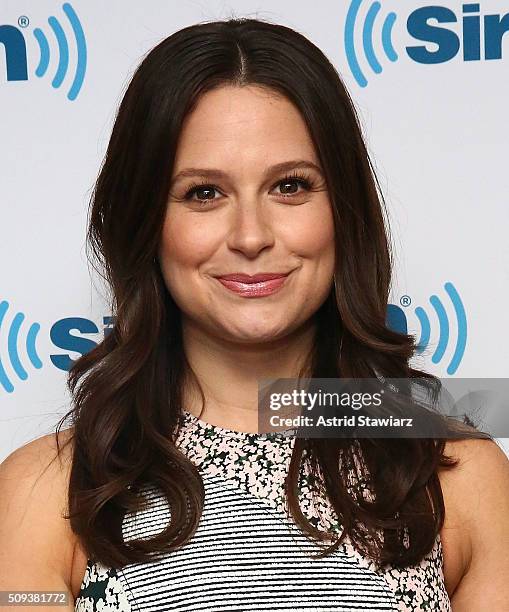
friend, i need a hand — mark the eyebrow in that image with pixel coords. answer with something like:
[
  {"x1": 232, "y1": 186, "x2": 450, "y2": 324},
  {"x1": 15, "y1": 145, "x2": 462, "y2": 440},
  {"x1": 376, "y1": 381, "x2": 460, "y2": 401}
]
[{"x1": 170, "y1": 159, "x2": 324, "y2": 184}]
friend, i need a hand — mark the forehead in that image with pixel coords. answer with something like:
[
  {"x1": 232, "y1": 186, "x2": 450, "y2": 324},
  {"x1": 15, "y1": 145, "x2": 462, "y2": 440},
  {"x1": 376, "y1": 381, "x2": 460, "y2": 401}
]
[{"x1": 172, "y1": 85, "x2": 319, "y2": 170}]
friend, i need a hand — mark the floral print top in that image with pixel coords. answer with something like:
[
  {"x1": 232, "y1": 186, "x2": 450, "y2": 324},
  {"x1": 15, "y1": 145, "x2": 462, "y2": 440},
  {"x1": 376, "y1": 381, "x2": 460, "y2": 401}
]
[{"x1": 74, "y1": 409, "x2": 451, "y2": 611}]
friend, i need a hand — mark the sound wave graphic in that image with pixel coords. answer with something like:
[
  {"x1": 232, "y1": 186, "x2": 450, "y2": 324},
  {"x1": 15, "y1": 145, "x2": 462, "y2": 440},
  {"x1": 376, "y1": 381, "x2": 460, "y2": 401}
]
[
  {"x1": 414, "y1": 282, "x2": 467, "y2": 376},
  {"x1": 0, "y1": 300, "x2": 42, "y2": 393},
  {"x1": 344, "y1": 0, "x2": 398, "y2": 87},
  {"x1": 32, "y1": 2, "x2": 86, "y2": 101}
]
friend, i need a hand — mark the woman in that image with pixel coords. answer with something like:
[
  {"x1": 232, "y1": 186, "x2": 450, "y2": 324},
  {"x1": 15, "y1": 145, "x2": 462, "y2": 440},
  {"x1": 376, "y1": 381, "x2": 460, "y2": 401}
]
[{"x1": 1, "y1": 16, "x2": 508, "y2": 612}]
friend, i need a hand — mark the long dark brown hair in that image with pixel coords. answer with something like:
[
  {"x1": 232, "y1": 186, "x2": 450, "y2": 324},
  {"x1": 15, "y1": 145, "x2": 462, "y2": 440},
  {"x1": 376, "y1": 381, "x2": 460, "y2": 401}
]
[{"x1": 53, "y1": 16, "x2": 489, "y2": 570}]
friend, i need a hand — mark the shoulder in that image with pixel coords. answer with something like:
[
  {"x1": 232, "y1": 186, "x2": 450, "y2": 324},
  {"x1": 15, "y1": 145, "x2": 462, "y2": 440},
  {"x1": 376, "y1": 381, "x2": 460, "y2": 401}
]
[
  {"x1": 0, "y1": 426, "x2": 75, "y2": 491},
  {"x1": 438, "y1": 437, "x2": 509, "y2": 609},
  {"x1": 0, "y1": 427, "x2": 78, "y2": 587},
  {"x1": 439, "y1": 437, "x2": 509, "y2": 509}
]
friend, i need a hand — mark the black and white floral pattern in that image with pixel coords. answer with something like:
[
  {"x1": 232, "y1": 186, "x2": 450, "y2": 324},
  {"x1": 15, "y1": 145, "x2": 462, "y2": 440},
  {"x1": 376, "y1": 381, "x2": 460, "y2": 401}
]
[{"x1": 73, "y1": 410, "x2": 450, "y2": 611}]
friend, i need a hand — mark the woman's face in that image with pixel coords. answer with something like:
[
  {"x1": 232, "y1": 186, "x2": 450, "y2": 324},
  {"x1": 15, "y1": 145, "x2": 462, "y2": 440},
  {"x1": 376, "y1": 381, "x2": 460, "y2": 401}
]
[{"x1": 158, "y1": 85, "x2": 336, "y2": 344}]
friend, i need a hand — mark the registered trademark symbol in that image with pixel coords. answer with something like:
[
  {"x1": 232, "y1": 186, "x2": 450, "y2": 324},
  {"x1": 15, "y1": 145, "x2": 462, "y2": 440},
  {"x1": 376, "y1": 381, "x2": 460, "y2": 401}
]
[
  {"x1": 400, "y1": 294, "x2": 411, "y2": 307},
  {"x1": 18, "y1": 15, "x2": 29, "y2": 28}
]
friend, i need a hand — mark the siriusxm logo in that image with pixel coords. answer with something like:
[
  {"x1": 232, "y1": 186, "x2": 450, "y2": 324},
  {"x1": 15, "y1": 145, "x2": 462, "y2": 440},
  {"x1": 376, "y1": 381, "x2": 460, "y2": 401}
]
[
  {"x1": 0, "y1": 2, "x2": 86, "y2": 100},
  {"x1": 345, "y1": 1, "x2": 509, "y2": 86},
  {"x1": 0, "y1": 301, "x2": 115, "y2": 393},
  {"x1": 386, "y1": 282, "x2": 466, "y2": 376},
  {"x1": 0, "y1": 281, "x2": 467, "y2": 393}
]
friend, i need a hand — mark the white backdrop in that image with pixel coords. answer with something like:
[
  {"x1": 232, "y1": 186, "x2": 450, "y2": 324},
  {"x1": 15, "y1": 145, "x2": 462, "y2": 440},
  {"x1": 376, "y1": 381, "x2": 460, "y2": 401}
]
[{"x1": 1, "y1": 0, "x2": 508, "y2": 460}]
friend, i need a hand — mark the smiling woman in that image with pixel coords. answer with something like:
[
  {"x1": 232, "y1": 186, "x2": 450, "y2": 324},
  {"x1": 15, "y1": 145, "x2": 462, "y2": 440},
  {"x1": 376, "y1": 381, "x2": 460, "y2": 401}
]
[
  {"x1": 1, "y1": 14, "x2": 508, "y2": 612},
  {"x1": 158, "y1": 85, "x2": 335, "y2": 355}
]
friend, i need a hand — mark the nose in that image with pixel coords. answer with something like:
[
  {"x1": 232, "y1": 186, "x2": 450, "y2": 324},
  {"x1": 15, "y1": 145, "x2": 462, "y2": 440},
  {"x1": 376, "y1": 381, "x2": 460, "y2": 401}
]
[{"x1": 226, "y1": 198, "x2": 275, "y2": 258}]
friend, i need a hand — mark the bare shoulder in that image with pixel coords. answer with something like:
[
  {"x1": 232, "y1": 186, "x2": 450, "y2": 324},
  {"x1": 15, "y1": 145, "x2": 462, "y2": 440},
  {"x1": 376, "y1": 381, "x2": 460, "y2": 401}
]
[
  {"x1": 438, "y1": 437, "x2": 509, "y2": 610},
  {"x1": 442, "y1": 435, "x2": 509, "y2": 465},
  {"x1": 0, "y1": 427, "x2": 78, "y2": 596},
  {"x1": 0, "y1": 427, "x2": 76, "y2": 504},
  {"x1": 439, "y1": 436, "x2": 509, "y2": 506},
  {"x1": 1, "y1": 426, "x2": 75, "y2": 471}
]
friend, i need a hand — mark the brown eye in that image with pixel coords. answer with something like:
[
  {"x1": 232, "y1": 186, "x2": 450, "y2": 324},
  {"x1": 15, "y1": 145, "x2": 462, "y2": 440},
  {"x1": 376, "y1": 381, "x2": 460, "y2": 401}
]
[
  {"x1": 274, "y1": 175, "x2": 312, "y2": 198},
  {"x1": 278, "y1": 178, "x2": 306, "y2": 195},
  {"x1": 184, "y1": 184, "x2": 220, "y2": 204},
  {"x1": 181, "y1": 172, "x2": 314, "y2": 206}
]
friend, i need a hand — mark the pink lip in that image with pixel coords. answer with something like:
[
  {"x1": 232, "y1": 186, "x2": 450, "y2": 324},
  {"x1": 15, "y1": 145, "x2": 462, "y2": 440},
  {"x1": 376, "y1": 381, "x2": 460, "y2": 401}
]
[
  {"x1": 216, "y1": 272, "x2": 289, "y2": 282},
  {"x1": 215, "y1": 271, "x2": 292, "y2": 297}
]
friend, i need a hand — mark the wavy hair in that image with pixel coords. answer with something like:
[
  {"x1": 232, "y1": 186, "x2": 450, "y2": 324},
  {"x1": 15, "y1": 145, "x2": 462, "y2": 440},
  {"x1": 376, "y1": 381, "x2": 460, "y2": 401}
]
[{"x1": 54, "y1": 16, "x2": 488, "y2": 569}]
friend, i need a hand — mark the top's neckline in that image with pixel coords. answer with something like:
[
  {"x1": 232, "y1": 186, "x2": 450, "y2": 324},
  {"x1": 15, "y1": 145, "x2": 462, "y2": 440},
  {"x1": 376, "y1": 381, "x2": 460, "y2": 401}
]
[{"x1": 180, "y1": 408, "x2": 294, "y2": 441}]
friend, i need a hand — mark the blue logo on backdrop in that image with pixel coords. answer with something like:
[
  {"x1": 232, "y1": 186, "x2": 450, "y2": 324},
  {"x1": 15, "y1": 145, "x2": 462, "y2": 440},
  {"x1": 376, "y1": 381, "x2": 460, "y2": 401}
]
[
  {"x1": 345, "y1": 1, "x2": 509, "y2": 86},
  {"x1": 0, "y1": 281, "x2": 467, "y2": 393},
  {"x1": 0, "y1": 2, "x2": 86, "y2": 100},
  {"x1": 0, "y1": 301, "x2": 43, "y2": 393},
  {"x1": 386, "y1": 282, "x2": 467, "y2": 376}
]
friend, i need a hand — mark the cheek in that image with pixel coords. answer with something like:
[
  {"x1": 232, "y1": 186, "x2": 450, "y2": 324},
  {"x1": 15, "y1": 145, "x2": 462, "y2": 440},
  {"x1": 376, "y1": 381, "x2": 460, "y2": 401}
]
[
  {"x1": 159, "y1": 211, "x2": 220, "y2": 269},
  {"x1": 281, "y1": 199, "x2": 335, "y2": 257}
]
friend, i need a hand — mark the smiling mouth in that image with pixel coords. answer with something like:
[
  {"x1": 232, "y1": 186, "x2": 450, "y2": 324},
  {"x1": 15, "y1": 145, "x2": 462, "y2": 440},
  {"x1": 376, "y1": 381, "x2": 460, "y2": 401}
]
[{"x1": 214, "y1": 271, "x2": 292, "y2": 298}]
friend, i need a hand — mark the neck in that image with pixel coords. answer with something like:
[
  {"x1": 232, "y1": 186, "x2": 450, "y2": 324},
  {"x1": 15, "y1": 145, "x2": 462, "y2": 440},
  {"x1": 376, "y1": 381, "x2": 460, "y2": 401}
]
[{"x1": 181, "y1": 316, "x2": 316, "y2": 433}]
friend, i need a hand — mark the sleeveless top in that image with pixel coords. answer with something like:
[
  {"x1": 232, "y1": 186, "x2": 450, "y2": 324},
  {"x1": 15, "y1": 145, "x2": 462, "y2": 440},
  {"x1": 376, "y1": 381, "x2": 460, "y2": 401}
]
[{"x1": 73, "y1": 409, "x2": 451, "y2": 611}]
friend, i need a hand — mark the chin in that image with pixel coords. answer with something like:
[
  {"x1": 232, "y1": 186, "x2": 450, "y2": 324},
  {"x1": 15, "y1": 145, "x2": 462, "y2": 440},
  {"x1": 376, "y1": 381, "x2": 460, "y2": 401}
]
[{"x1": 222, "y1": 323, "x2": 291, "y2": 344}]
